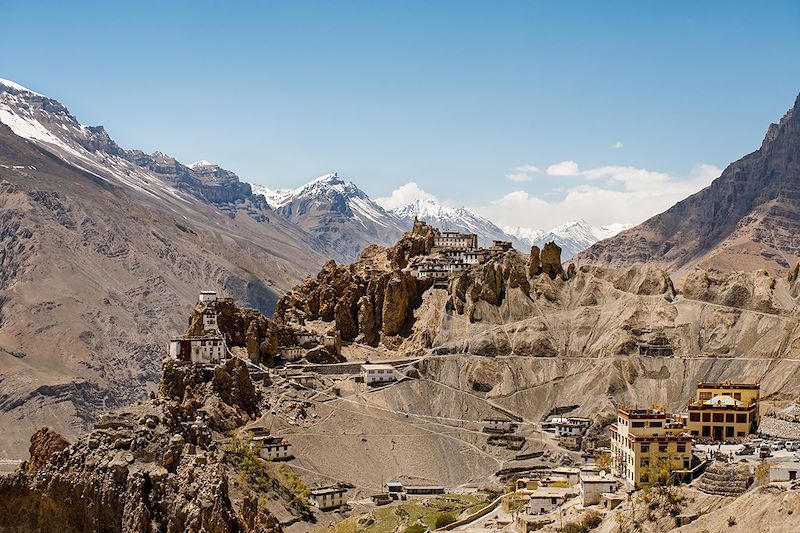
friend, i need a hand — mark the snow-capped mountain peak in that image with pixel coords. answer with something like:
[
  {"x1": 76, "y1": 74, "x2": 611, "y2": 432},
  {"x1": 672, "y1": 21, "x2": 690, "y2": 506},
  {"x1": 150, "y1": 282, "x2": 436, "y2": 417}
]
[
  {"x1": 506, "y1": 218, "x2": 633, "y2": 260},
  {"x1": 0, "y1": 78, "x2": 43, "y2": 96},
  {"x1": 189, "y1": 160, "x2": 215, "y2": 169}
]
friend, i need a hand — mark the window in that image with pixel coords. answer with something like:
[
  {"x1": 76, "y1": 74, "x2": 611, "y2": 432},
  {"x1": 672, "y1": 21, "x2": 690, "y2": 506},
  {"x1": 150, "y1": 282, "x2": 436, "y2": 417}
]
[
  {"x1": 650, "y1": 421, "x2": 662, "y2": 428},
  {"x1": 632, "y1": 421, "x2": 645, "y2": 428},
  {"x1": 640, "y1": 473, "x2": 649, "y2": 483},
  {"x1": 677, "y1": 444, "x2": 686, "y2": 453},
  {"x1": 736, "y1": 414, "x2": 747, "y2": 424},
  {"x1": 690, "y1": 413, "x2": 700, "y2": 422},
  {"x1": 737, "y1": 431, "x2": 745, "y2": 437},
  {"x1": 659, "y1": 444, "x2": 668, "y2": 453},
  {"x1": 733, "y1": 392, "x2": 741, "y2": 400},
  {"x1": 640, "y1": 458, "x2": 650, "y2": 467},
  {"x1": 713, "y1": 413, "x2": 724, "y2": 423},
  {"x1": 683, "y1": 459, "x2": 690, "y2": 469},
  {"x1": 641, "y1": 445, "x2": 649, "y2": 453},
  {"x1": 726, "y1": 414, "x2": 735, "y2": 423},
  {"x1": 726, "y1": 426, "x2": 734, "y2": 438},
  {"x1": 702, "y1": 413, "x2": 711, "y2": 422}
]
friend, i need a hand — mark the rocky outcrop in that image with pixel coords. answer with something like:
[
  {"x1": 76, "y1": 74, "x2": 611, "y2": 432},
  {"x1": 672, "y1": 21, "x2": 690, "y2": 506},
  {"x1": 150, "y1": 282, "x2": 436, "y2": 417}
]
[
  {"x1": 529, "y1": 245, "x2": 542, "y2": 276},
  {"x1": 0, "y1": 358, "x2": 281, "y2": 533},
  {"x1": 274, "y1": 232, "x2": 432, "y2": 347},
  {"x1": 447, "y1": 252, "x2": 532, "y2": 323},
  {"x1": 23, "y1": 427, "x2": 69, "y2": 474},
  {"x1": 540, "y1": 241, "x2": 563, "y2": 279},
  {"x1": 159, "y1": 357, "x2": 259, "y2": 432},
  {"x1": 682, "y1": 269, "x2": 780, "y2": 313}
]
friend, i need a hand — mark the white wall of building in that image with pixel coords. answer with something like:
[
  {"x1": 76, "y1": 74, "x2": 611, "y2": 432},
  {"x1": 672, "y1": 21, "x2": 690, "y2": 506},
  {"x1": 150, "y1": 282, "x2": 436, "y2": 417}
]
[{"x1": 362, "y1": 365, "x2": 396, "y2": 384}]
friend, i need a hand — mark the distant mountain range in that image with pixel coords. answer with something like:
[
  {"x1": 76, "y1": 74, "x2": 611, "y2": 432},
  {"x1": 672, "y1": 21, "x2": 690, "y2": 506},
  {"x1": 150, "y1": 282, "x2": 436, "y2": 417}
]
[{"x1": 254, "y1": 175, "x2": 628, "y2": 260}]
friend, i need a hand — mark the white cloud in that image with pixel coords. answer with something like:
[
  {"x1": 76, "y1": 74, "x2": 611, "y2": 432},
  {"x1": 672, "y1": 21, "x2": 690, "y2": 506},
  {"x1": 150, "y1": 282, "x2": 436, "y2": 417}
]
[
  {"x1": 474, "y1": 162, "x2": 722, "y2": 231},
  {"x1": 546, "y1": 160, "x2": 581, "y2": 176},
  {"x1": 612, "y1": 141, "x2": 623, "y2": 149},
  {"x1": 505, "y1": 164, "x2": 539, "y2": 182},
  {"x1": 375, "y1": 182, "x2": 439, "y2": 210}
]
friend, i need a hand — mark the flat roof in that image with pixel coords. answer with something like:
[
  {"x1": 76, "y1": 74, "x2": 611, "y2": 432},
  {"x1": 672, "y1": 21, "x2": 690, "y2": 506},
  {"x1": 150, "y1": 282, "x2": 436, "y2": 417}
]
[
  {"x1": 170, "y1": 335, "x2": 223, "y2": 341},
  {"x1": 697, "y1": 382, "x2": 760, "y2": 390},
  {"x1": 530, "y1": 488, "x2": 575, "y2": 497},
  {"x1": 581, "y1": 475, "x2": 615, "y2": 483},
  {"x1": 311, "y1": 486, "x2": 347, "y2": 495},
  {"x1": 362, "y1": 364, "x2": 395, "y2": 370}
]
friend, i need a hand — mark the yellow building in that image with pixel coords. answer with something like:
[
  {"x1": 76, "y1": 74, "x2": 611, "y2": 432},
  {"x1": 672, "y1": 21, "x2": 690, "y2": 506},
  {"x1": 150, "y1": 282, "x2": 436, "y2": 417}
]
[
  {"x1": 687, "y1": 381, "x2": 759, "y2": 442},
  {"x1": 610, "y1": 406, "x2": 693, "y2": 489}
]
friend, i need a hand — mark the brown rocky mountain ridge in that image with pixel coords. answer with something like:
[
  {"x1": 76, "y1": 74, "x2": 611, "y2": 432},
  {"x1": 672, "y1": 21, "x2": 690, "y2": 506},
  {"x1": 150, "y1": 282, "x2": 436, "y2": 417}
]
[
  {"x1": 577, "y1": 92, "x2": 800, "y2": 276},
  {"x1": 0, "y1": 83, "x2": 329, "y2": 459}
]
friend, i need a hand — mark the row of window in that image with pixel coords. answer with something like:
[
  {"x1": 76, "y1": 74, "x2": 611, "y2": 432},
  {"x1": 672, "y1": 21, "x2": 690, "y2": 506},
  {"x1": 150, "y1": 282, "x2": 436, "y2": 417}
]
[
  {"x1": 640, "y1": 443, "x2": 687, "y2": 453},
  {"x1": 689, "y1": 412, "x2": 749, "y2": 423},
  {"x1": 631, "y1": 420, "x2": 662, "y2": 429}
]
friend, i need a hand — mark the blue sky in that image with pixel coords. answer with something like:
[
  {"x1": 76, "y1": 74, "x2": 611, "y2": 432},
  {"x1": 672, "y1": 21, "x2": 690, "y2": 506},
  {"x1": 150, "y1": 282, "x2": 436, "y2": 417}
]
[{"x1": 1, "y1": 1, "x2": 799, "y2": 229}]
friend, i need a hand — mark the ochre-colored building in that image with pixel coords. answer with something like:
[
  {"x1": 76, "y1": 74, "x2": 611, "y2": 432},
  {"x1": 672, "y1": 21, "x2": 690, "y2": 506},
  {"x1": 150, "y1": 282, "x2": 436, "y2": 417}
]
[
  {"x1": 687, "y1": 381, "x2": 759, "y2": 441},
  {"x1": 610, "y1": 406, "x2": 693, "y2": 488}
]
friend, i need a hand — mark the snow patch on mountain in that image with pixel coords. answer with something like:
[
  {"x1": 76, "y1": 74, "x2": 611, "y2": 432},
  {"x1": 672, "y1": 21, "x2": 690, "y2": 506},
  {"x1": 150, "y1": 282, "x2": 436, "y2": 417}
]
[{"x1": 0, "y1": 78, "x2": 43, "y2": 96}]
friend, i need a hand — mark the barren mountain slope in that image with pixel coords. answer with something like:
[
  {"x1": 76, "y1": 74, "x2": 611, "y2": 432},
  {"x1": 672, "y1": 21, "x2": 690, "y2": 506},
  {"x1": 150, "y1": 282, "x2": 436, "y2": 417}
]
[
  {"x1": 577, "y1": 93, "x2": 800, "y2": 275},
  {"x1": 0, "y1": 120, "x2": 324, "y2": 459}
]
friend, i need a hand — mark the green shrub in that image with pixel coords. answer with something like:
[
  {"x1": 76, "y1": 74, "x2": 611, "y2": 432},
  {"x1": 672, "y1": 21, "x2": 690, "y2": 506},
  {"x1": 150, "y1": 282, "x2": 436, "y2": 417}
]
[
  {"x1": 728, "y1": 516, "x2": 737, "y2": 527},
  {"x1": 434, "y1": 512, "x2": 456, "y2": 529},
  {"x1": 405, "y1": 524, "x2": 426, "y2": 533}
]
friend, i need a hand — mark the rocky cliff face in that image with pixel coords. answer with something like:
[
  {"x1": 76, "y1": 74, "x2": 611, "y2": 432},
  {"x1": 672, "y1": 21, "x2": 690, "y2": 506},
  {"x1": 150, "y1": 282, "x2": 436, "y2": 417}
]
[
  {"x1": 274, "y1": 227, "x2": 435, "y2": 347},
  {"x1": 577, "y1": 93, "x2": 800, "y2": 275},
  {"x1": 0, "y1": 358, "x2": 282, "y2": 533}
]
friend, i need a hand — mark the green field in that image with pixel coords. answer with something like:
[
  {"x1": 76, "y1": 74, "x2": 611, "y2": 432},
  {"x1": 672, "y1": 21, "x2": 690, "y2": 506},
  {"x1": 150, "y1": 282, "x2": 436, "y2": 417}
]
[{"x1": 323, "y1": 493, "x2": 493, "y2": 533}]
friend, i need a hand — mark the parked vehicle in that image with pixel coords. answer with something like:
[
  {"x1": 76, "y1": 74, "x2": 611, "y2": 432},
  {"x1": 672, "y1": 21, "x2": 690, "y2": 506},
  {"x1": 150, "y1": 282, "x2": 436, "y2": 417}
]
[
  {"x1": 737, "y1": 444, "x2": 755, "y2": 456},
  {"x1": 760, "y1": 444, "x2": 772, "y2": 458}
]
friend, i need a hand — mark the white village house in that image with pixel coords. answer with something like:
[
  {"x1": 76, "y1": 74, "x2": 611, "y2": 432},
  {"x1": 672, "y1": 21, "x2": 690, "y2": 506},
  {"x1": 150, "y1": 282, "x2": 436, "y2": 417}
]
[{"x1": 361, "y1": 363, "x2": 396, "y2": 385}]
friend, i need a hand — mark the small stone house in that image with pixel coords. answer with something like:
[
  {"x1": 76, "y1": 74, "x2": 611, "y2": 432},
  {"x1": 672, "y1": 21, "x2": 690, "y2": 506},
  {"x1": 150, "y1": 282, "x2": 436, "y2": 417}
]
[
  {"x1": 310, "y1": 486, "x2": 348, "y2": 510},
  {"x1": 526, "y1": 487, "x2": 577, "y2": 514},
  {"x1": 580, "y1": 474, "x2": 617, "y2": 506}
]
